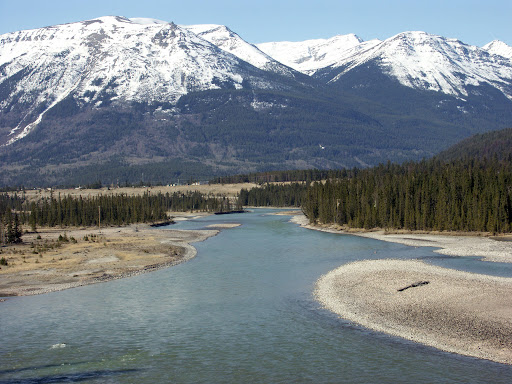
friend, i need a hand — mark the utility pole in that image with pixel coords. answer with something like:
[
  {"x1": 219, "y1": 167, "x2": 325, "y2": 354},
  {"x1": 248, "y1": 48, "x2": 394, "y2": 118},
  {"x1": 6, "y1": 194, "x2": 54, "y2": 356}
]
[{"x1": 98, "y1": 206, "x2": 101, "y2": 234}]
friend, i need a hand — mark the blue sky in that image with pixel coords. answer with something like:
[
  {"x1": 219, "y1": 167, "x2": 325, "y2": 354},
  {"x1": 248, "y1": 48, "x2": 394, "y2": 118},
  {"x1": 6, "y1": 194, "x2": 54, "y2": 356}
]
[{"x1": 0, "y1": 0, "x2": 510, "y2": 46}]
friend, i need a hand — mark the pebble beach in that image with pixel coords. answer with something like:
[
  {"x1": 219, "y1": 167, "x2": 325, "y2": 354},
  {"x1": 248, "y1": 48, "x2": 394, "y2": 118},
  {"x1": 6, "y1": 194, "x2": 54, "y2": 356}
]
[
  {"x1": 291, "y1": 214, "x2": 512, "y2": 364},
  {"x1": 315, "y1": 259, "x2": 512, "y2": 364}
]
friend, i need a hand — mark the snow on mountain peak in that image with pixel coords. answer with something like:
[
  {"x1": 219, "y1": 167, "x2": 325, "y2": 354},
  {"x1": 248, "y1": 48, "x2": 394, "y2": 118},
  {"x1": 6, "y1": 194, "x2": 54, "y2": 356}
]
[
  {"x1": 183, "y1": 24, "x2": 230, "y2": 35},
  {"x1": 128, "y1": 17, "x2": 170, "y2": 25},
  {"x1": 324, "y1": 30, "x2": 512, "y2": 100},
  {"x1": 483, "y1": 40, "x2": 512, "y2": 60},
  {"x1": 181, "y1": 23, "x2": 295, "y2": 75},
  {"x1": 256, "y1": 34, "x2": 370, "y2": 75},
  {"x1": 0, "y1": 16, "x2": 293, "y2": 145}
]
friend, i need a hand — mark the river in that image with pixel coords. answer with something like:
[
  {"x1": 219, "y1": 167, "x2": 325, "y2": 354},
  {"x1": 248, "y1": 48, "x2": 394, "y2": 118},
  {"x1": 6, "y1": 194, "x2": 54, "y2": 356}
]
[{"x1": 1, "y1": 209, "x2": 512, "y2": 383}]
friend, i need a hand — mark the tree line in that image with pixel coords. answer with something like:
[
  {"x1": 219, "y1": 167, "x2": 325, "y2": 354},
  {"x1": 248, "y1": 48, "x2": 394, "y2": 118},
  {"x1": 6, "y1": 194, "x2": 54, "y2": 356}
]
[
  {"x1": 0, "y1": 194, "x2": 24, "y2": 244},
  {"x1": 2, "y1": 155, "x2": 511, "y2": 244},
  {"x1": 239, "y1": 183, "x2": 305, "y2": 207},
  {"x1": 302, "y1": 159, "x2": 512, "y2": 233},
  {"x1": 0, "y1": 191, "x2": 242, "y2": 245},
  {"x1": 210, "y1": 169, "x2": 349, "y2": 185}
]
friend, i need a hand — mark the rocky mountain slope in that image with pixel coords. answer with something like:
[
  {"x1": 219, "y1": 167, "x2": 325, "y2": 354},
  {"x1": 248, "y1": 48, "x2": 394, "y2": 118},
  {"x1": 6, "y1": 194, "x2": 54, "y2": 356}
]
[
  {"x1": 0, "y1": 16, "x2": 310, "y2": 147},
  {"x1": 1, "y1": 17, "x2": 511, "y2": 187},
  {"x1": 260, "y1": 31, "x2": 512, "y2": 101}
]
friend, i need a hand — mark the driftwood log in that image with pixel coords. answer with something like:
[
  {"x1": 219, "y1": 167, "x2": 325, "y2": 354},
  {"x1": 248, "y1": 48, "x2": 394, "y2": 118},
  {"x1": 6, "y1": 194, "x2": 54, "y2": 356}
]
[{"x1": 397, "y1": 281, "x2": 430, "y2": 292}]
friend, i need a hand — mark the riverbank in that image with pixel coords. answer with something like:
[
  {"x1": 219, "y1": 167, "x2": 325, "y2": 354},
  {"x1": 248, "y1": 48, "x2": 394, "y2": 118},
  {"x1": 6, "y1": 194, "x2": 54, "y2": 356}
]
[
  {"x1": 0, "y1": 224, "x2": 217, "y2": 297},
  {"x1": 290, "y1": 214, "x2": 512, "y2": 263},
  {"x1": 292, "y1": 213, "x2": 512, "y2": 364},
  {"x1": 315, "y1": 259, "x2": 512, "y2": 365}
]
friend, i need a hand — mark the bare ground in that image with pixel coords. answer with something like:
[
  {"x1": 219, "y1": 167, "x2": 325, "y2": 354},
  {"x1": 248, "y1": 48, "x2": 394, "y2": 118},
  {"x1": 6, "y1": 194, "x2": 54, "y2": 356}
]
[
  {"x1": 0, "y1": 224, "x2": 217, "y2": 296},
  {"x1": 316, "y1": 260, "x2": 512, "y2": 365}
]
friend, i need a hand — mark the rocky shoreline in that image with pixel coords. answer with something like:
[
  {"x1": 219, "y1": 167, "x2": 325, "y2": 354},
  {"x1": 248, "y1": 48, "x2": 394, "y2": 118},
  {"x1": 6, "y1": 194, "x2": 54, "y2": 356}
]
[
  {"x1": 290, "y1": 214, "x2": 512, "y2": 263},
  {"x1": 291, "y1": 214, "x2": 512, "y2": 365},
  {"x1": 315, "y1": 259, "x2": 512, "y2": 365}
]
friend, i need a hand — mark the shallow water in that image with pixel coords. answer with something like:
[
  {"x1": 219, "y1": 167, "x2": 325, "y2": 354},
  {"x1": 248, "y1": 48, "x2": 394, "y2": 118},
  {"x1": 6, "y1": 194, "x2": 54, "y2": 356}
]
[{"x1": 1, "y1": 209, "x2": 511, "y2": 383}]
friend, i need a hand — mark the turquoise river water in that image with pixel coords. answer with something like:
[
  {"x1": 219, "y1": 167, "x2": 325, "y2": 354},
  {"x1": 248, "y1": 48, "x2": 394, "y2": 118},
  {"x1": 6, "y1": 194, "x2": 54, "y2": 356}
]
[{"x1": 2, "y1": 209, "x2": 512, "y2": 383}]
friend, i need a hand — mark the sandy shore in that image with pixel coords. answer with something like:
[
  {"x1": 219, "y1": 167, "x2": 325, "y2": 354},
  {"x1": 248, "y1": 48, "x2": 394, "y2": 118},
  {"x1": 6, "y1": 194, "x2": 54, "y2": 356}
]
[
  {"x1": 290, "y1": 214, "x2": 512, "y2": 263},
  {"x1": 206, "y1": 223, "x2": 241, "y2": 228},
  {"x1": 291, "y1": 214, "x2": 512, "y2": 364},
  {"x1": 0, "y1": 224, "x2": 217, "y2": 297},
  {"x1": 315, "y1": 259, "x2": 512, "y2": 364}
]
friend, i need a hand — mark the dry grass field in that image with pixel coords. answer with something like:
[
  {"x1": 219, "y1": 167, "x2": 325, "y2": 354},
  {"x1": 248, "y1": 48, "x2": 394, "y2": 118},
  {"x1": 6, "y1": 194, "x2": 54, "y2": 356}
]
[{"x1": 21, "y1": 183, "x2": 259, "y2": 201}]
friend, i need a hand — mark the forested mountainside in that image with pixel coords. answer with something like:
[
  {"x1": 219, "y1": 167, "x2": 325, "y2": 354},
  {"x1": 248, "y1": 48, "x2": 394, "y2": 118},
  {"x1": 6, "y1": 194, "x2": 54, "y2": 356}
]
[
  {"x1": 436, "y1": 127, "x2": 512, "y2": 162},
  {"x1": 240, "y1": 128, "x2": 512, "y2": 233},
  {"x1": 1, "y1": 17, "x2": 512, "y2": 187}
]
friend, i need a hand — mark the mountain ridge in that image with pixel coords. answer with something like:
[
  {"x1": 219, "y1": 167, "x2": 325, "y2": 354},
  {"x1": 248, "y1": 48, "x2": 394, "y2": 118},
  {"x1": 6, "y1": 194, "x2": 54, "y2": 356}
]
[
  {"x1": 436, "y1": 127, "x2": 512, "y2": 163},
  {"x1": 257, "y1": 34, "x2": 375, "y2": 75},
  {"x1": 182, "y1": 24, "x2": 301, "y2": 78},
  {"x1": 1, "y1": 16, "x2": 512, "y2": 187},
  {"x1": 0, "y1": 16, "x2": 310, "y2": 146},
  {"x1": 483, "y1": 40, "x2": 512, "y2": 60},
  {"x1": 260, "y1": 31, "x2": 512, "y2": 102}
]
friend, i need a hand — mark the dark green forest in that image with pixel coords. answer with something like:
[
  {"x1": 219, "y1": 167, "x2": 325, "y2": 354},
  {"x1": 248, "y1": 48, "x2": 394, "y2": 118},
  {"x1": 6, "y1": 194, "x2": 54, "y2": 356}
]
[
  {"x1": 436, "y1": 127, "x2": 512, "y2": 163},
  {"x1": 302, "y1": 159, "x2": 512, "y2": 233},
  {"x1": 239, "y1": 183, "x2": 305, "y2": 207},
  {"x1": 210, "y1": 169, "x2": 349, "y2": 185},
  {"x1": 0, "y1": 191, "x2": 242, "y2": 245},
  {"x1": 3, "y1": 124, "x2": 512, "y2": 244}
]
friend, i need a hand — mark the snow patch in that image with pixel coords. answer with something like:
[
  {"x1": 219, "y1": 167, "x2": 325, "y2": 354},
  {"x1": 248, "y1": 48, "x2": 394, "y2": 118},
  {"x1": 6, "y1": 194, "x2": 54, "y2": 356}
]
[
  {"x1": 257, "y1": 34, "x2": 369, "y2": 74},
  {"x1": 483, "y1": 40, "x2": 512, "y2": 60},
  {"x1": 129, "y1": 18, "x2": 170, "y2": 25}
]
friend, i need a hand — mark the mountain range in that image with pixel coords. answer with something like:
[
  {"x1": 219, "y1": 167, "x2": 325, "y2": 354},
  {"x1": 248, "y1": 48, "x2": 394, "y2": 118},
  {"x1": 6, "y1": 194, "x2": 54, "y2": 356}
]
[{"x1": 1, "y1": 16, "x2": 511, "y2": 186}]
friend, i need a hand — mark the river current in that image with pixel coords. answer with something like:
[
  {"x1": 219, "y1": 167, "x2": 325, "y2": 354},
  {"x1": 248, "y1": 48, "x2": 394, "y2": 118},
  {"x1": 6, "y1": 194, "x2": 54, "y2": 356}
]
[{"x1": 2, "y1": 209, "x2": 512, "y2": 383}]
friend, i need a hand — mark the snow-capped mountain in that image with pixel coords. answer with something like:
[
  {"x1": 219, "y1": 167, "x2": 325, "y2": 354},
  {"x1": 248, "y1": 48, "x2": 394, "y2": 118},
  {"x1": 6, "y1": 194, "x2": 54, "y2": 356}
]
[
  {"x1": 313, "y1": 31, "x2": 512, "y2": 101},
  {"x1": 182, "y1": 24, "x2": 298, "y2": 76},
  {"x1": 128, "y1": 17, "x2": 169, "y2": 25},
  {"x1": 257, "y1": 34, "x2": 380, "y2": 75},
  {"x1": 0, "y1": 16, "x2": 300, "y2": 146},
  {"x1": 483, "y1": 40, "x2": 512, "y2": 60},
  {"x1": 258, "y1": 32, "x2": 512, "y2": 102},
  {"x1": 1, "y1": 17, "x2": 512, "y2": 187}
]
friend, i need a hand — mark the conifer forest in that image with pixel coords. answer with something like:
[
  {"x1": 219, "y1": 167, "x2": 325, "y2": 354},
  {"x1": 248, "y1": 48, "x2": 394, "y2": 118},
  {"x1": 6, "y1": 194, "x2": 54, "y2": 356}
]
[
  {"x1": 0, "y1": 191, "x2": 242, "y2": 245},
  {"x1": 1, "y1": 155, "x2": 512, "y2": 246}
]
